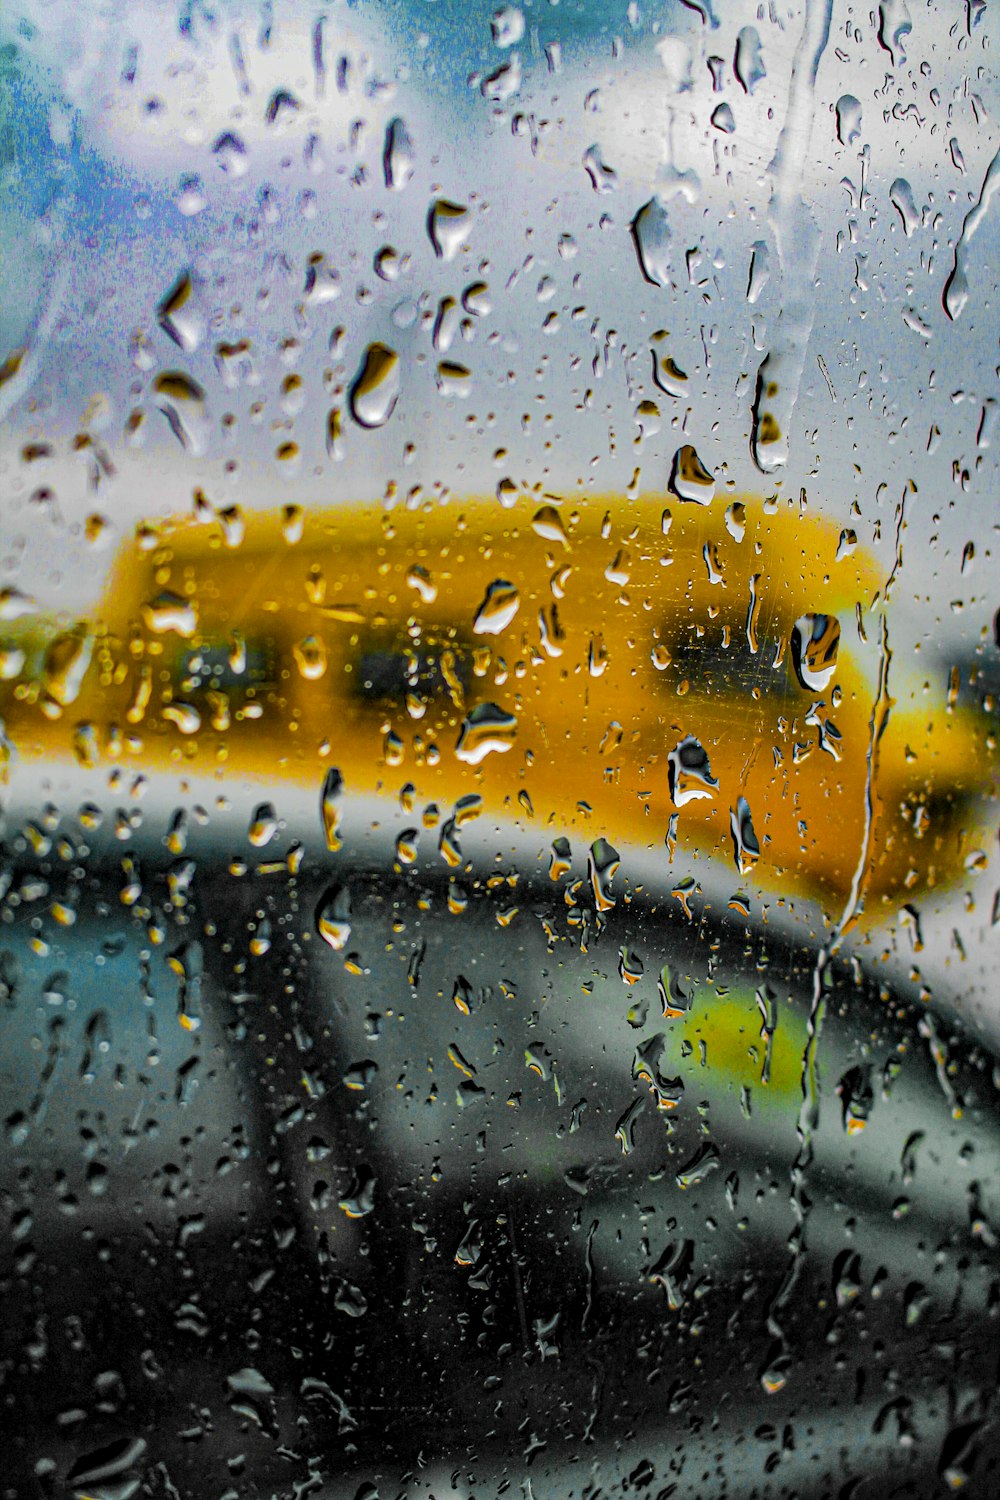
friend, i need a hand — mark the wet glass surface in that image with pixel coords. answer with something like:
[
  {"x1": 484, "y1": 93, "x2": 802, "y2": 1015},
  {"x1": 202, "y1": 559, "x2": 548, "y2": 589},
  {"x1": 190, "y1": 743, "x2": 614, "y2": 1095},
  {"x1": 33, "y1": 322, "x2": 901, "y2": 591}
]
[{"x1": 0, "y1": 2, "x2": 998, "y2": 1497}]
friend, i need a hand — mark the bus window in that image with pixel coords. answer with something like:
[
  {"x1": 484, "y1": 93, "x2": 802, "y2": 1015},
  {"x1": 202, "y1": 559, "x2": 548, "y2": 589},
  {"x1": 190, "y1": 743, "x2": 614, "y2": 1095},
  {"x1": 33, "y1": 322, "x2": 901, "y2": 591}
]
[
  {"x1": 173, "y1": 639, "x2": 278, "y2": 700},
  {"x1": 656, "y1": 622, "x2": 796, "y2": 702},
  {"x1": 352, "y1": 635, "x2": 473, "y2": 708}
]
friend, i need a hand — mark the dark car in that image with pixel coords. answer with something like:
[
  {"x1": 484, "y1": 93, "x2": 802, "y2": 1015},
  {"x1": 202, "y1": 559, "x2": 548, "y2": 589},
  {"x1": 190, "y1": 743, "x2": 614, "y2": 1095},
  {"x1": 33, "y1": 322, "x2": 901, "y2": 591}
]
[{"x1": 2, "y1": 793, "x2": 998, "y2": 1499}]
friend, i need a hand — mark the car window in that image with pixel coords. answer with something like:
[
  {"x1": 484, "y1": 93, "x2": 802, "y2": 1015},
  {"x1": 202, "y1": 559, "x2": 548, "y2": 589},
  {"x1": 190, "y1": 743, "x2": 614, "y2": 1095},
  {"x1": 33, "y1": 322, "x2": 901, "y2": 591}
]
[{"x1": 0, "y1": 3, "x2": 997, "y2": 1497}]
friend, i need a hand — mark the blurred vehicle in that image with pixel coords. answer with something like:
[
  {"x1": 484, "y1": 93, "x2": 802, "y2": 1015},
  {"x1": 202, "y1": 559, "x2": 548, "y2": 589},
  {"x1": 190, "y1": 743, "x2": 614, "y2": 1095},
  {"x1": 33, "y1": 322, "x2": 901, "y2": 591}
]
[
  {"x1": 0, "y1": 493, "x2": 987, "y2": 919},
  {"x1": 2, "y1": 833, "x2": 1000, "y2": 1498}
]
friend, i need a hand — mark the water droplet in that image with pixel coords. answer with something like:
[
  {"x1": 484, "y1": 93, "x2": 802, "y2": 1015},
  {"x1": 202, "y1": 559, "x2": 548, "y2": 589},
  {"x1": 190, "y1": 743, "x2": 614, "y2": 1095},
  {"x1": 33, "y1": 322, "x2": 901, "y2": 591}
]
[
  {"x1": 835, "y1": 94, "x2": 862, "y2": 146},
  {"x1": 142, "y1": 592, "x2": 198, "y2": 637},
  {"x1": 749, "y1": 356, "x2": 784, "y2": 472},
  {"x1": 589, "y1": 633, "x2": 608, "y2": 676},
  {"x1": 711, "y1": 102, "x2": 735, "y2": 134},
  {"x1": 383, "y1": 117, "x2": 415, "y2": 190},
  {"x1": 428, "y1": 199, "x2": 471, "y2": 261},
  {"x1": 162, "y1": 701, "x2": 201, "y2": 735},
  {"x1": 282, "y1": 503, "x2": 304, "y2": 544},
  {"x1": 634, "y1": 399, "x2": 660, "y2": 442},
  {"x1": 901, "y1": 1130, "x2": 924, "y2": 1185},
  {"x1": 492, "y1": 6, "x2": 525, "y2": 46},
  {"x1": 633, "y1": 1033, "x2": 684, "y2": 1110},
  {"x1": 327, "y1": 406, "x2": 344, "y2": 460},
  {"x1": 730, "y1": 796, "x2": 760, "y2": 876},
  {"x1": 605, "y1": 548, "x2": 631, "y2": 586},
  {"x1": 877, "y1": 0, "x2": 912, "y2": 66},
  {"x1": 531, "y1": 503, "x2": 569, "y2": 547},
  {"x1": 889, "y1": 177, "x2": 920, "y2": 237},
  {"x1": 170, "y1": 940, "x2": 203, "y2": 1030},
  {"x1": 614, "y1": 1100, "x2": 643, "y2": 1160},
  {"x1": 176, "y1": 174, "x2": 206, "y2": 216},
  {"x1": 582, "y1": 144, "x2": 617, "y2": 194},
  {"x1": 746, "y1": 239, "x2": 770, "y2": 305},
  {"x1": 165, "y1": 808, "x2": 188, "y2": 855},
  {"x1": 650, "y1": 336, "x2": 688, "y2": 398},
  {"x1": 658, "y1": 963, "x2": 691, "y2": 1018},
  {"x1": 656, "y1": 34, "x2": 693, "y2": 92},
  {"x1": 619, "y1": 946, "x2": 644, "y2": 985},
  {"x1": 294, "y1": 635, "x2": 327, "y2": 679},
  {"x1": 214, "y1": 504, "x2": 244, "y2": 549},
  {"x1": 462, "y1": 281, "x2": 491, "y2": 317},
  {"x1": 406, "y1": 565, "x2": 437, "y2": 604},
  {"x1": 0, "y1": 644, "x2": 24, "y2": 679},
  {"x1": 333, "y1": 1282, "x2": 368, "y2": 1319},
  {"x1": 212, "y1": 130, "x2": 248, "y2": 177},
  {"x1": 745, "y1": 573, "x2": 762, "y2": 654},
  {"x1": 455, "y1": 702, "x2": 517, "y2": 764},
  {"x1": 321, "y1": 767, "x2": 344, "y2": 851},
  {"x1": 374, "y1": 245, "x2": 403, "y2": 282},
  {"x1": 791, "y1": 613, "x2": 840, "y2": 691},
  {"x1": 631, "y1": 197, "x2": 671, "y2": 287},
  {"x1": 668, "y1": 444, "x2": 715, "y2": 504},
  {"x1": 734, "y1": 27, "x2": 765, "y2": 94},
  {"x1": 943, "y1": 146, "x2": 1000, "y2": 322},
  {"x1": 837, "y1": 1064, "x2": 874, "y2": 1133},
  {"x1": 435, "y1": 360, "x2": 472, "y2": 399},
  {"x1": 432, "y1": 296, "x2": 460, "y2": 354},
  {"x1": 65, "y1": 1438, "x2": 148, "y2": 1490},
  {"x1": 649, "y1": 1237, "x2": 694, "y2": 1310},
  {"x1": 589, "y1": 837, "x2": 620, "y2": 911},
  {"x1": 248, "y1": 802, "x2": 278, "y2": 847},
  {"x1": 0, "y1": 587, "x2": 36, "y2": 621},
  {"x1": 725, "y1": 501, "x2": 746, "y2": 542},
  {"x1": 454, "y1": 794, "x2": 483, "y2": 828},
  {"x1": 349, "y1": 343, "x2": 399, "y2": 428},
  {"x1": 832, "y1": 1250, "x2": 862, "y2": 1308},
  {"x1": 481, "y1": 53, "x2": 521, "y2": 101},
  {"x1": 675, "y1": 1141, "x2": 720, "y2": 1188},
  {"x1": 668, "y1": 736, "x2": 718, "y2": 806},
  {"x1": 680, "y1": 0, "x2": 718, "y2": 24},
  {"x1": 836, "y1": 528, "x2": 857, "y2": 561},
  {"x1": 42, "y1": 628, "x2": 92, "y2": 707},
  {"x1": 549, "y1": 836, "x2": 572, "y2": 880},
  {"x1": 157, "y1": 271, "x2": 203, "y2": 354},
  {"x1": 759, "y1": 1349, "x2": 790, "y2": 1395},
  {"x1": 342, "y1": 1059, "x2": 379, "y2": 1094},
  {"x1": 316, "y1": 885, "x2": 352, "y2": 950},
  {"x1": 265, "y1": 88, "x2": 301, "y2": 127},
  {"x1": 473, "y1": 579, "x2": 520, "y2": 635},
  {"x1": 153, "y1": 371, "x2": 207, "y2": 453},
  {"x1": 339, "y1": 1164, "x2": 376, "y2": 1218},
  {"x1": 304, "y1": 253, "x2": 342, "y2": 304}
]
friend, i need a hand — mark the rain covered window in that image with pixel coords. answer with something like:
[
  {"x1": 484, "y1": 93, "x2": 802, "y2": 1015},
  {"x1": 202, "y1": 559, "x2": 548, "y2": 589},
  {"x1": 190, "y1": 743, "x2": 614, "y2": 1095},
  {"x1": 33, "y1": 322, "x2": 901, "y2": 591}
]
[{"x1": 1, "y1": 2, "x2": 998, "y2": 1497}]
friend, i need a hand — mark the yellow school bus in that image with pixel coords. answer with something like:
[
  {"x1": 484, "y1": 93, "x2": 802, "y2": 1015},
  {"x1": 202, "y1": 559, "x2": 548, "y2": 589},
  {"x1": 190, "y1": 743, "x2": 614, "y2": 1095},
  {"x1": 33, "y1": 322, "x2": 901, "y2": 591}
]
[{"x1": 0, "y1": 491, "x2": 986, "y2": 913}]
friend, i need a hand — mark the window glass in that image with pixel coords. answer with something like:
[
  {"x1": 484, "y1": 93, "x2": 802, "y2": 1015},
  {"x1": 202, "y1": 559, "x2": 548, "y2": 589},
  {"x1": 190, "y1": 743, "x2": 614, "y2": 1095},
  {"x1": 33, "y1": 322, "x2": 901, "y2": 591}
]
[{"x1": 1, "y1": 3, "x2": 998, "y2": 1497}]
